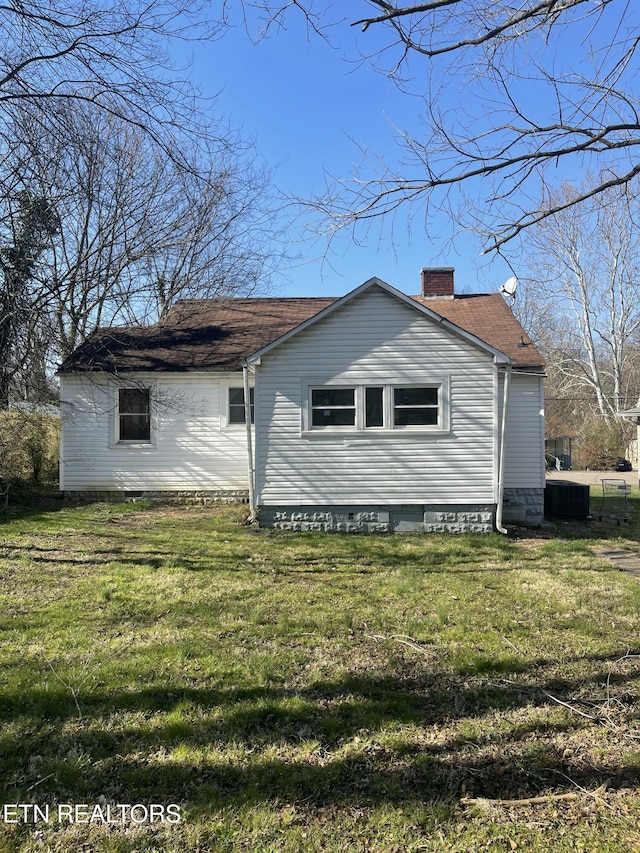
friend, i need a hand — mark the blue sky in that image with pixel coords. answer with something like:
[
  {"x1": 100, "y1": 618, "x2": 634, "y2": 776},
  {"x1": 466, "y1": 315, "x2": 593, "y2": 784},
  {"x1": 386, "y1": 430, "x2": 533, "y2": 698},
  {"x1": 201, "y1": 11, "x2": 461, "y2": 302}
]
[
  {"x1": 181, "y1": 4, "x2": 633, "y2": 301},
  {"x1": 184, "y1": 11, "x2": 518, "y2": 298}
]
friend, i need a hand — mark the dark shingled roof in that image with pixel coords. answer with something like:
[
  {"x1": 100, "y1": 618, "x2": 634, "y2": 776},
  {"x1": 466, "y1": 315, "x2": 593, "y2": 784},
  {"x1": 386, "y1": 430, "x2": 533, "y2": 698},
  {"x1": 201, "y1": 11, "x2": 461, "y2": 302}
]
[
  {"x1": 412, "y1": 292, "x2": 544, "y2": 370},
  {"x1": 58, "y1": 291, "x2": 544, "y2": 374},
  {"x1": 58, "y1": 298, "x2": 337, "y2": 374}
]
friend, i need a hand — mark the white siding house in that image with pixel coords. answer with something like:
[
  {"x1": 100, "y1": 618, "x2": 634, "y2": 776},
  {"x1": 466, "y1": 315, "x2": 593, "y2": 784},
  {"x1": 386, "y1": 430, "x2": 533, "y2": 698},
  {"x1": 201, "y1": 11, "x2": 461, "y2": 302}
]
[
  {"x1": 501, "y1": 372, "x2": 546, "y2": 525},
  {"x1": 59, "y1": 373, "x2": 251, "y2": 495},
  {"x1": 58, "y1": 271, "x2": 546, "y2": 530}
]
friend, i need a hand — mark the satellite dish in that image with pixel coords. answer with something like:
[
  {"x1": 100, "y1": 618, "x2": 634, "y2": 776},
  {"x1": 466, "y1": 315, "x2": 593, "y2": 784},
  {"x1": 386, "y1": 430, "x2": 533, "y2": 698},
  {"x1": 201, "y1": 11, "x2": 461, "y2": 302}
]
[{"x1": 500, "y1": 276, "x2": 518, "y2": 299}]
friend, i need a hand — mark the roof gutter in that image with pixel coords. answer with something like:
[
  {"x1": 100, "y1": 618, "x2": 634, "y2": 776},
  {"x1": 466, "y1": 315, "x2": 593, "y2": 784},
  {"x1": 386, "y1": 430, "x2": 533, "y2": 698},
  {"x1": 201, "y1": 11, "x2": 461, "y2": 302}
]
[
  {"x1": 243, "y1": 363, "x2": 258, "y2": 522},
  {"x1": 495, "y1": 362, "x2": 512, "y2": 535}
]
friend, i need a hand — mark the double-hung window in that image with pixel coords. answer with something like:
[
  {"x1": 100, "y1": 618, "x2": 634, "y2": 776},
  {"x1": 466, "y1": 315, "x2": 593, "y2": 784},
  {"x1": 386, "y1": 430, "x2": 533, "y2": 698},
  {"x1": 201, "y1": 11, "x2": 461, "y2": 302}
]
[
  {"x1": 118, "y1": 388, "x2": 151, "y2": 442},
  {"x1": 311, "y1": 387, "x2": 356, "y2": 427},
  {"x1": 228, "y1": 387, "x2": 254, "y2": 425},
  {"x1": 393, "y1": 387, "x2": 439, "y2": 427},
  {"x1": 306, "y1": 381, "x2": 447, "y2": 432}
]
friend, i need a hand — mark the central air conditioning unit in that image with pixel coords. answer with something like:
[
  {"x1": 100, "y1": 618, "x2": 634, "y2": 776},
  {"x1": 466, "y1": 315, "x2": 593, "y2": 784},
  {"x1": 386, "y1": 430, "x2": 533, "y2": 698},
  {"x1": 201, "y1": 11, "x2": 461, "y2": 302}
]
[{"x1": 544, "y1": 480, "x2": 590, "y2": 519}]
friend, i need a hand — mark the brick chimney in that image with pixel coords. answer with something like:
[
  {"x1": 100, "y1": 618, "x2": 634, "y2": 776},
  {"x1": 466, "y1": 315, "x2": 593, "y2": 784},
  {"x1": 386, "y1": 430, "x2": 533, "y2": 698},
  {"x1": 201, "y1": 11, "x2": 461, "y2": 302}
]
[{"x1": 421, "y1": 267, "x2": 454, "y2": 298}]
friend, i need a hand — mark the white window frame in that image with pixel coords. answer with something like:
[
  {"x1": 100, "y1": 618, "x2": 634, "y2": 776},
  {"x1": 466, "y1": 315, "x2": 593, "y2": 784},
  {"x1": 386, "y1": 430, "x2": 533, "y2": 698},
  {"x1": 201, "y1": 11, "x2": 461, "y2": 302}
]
[
  {"x1": 392, "y1": 385, "x2": 441, "y2": 429},
  {"x1": 222, "y1": 384, "x2": 254, "y2": 428},
  {"x1": 302, "y1": 378, "x2": 450, "y2": 435},
  {"x1": 310, "y1": 386, "x2": 357, "y2": 429}
]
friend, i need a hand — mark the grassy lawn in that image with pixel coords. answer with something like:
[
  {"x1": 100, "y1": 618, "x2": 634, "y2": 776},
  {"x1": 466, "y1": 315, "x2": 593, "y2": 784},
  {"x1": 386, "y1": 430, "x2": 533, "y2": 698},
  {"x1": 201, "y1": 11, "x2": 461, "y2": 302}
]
[{"x1": 0, "y1": 494, "x2": 639, "y2": 852}]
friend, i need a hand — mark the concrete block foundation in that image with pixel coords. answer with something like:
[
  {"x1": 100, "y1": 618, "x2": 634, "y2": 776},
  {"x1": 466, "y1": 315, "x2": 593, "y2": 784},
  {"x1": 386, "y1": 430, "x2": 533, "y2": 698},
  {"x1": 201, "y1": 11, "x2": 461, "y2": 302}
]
[
  {"x1": 501, "y1": 488, "x2": 545, "y2": 526},
  {"x1": 62, "y1": 487, "x2": 545, "y2": 529},
  {"x1": 260, "y1": 504, "x2": 496, "y2": 533}
]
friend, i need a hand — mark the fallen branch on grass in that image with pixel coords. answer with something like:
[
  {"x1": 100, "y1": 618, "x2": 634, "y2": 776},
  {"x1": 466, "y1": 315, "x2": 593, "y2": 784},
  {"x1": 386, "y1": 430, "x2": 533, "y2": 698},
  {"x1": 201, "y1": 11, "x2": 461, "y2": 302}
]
[
  {"x1": 541, "y1": 689, "x2": 598, "y2": 720},
  {"x1": 365, "y1": 633, "x2": 436, "y2": 658},
  {"x1": 44, "y1": 656, "x2": 95, "y2": 718},
  {"x1": 462, "y1": 792, "x2": 580, "y2": 807},
  {"x1": 43, "y1": 640, "x2": 132, "y2": 718},
  {"x1": 462, "y1": 781, "x2": 609, "y2": 809}
]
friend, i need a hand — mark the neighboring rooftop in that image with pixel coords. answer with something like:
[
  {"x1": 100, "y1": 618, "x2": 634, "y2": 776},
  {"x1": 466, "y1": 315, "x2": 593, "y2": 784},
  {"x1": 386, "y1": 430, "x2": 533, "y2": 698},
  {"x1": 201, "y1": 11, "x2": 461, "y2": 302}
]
[{"x1": 58, "y1": 275, "x2": 544, "y2": 374}]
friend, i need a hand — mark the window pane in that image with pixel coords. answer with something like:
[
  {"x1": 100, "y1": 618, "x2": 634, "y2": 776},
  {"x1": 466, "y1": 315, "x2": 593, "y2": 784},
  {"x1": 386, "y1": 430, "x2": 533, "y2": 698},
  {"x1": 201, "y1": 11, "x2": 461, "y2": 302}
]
[
  {"x1": 119, "y1": 388, "x2": 149, "y2": 415},
  {"x1": 394, "y1": 387, "x2": 438, "y2": 407},
  {"x1": 120, "y1": 414, "x2": 151, "y2": 441},
  {"x1": 229, "y1": 387, "x2": 245, "y2": 406},
  {"x1": 229, "y1": 387, "x2": 254, "y2": 424},
  {"x1": 394, "y1": 407, "x2": 439, "y2": 426},
  {"x1": 365, "y1": 386, "x2": 384, "y2": 427},
  {"x1": 312, "y1": 408, "x2": 356, "y2": 427},
  {"x1": 119, "y1": 389, "x2": 151, "y2": 441},
  {"x1": 228, "y1": 406, "x2": 245, "y2": 424},
  {"x1": 312, "y1": 388, "x2": 354, "y2": 407}
]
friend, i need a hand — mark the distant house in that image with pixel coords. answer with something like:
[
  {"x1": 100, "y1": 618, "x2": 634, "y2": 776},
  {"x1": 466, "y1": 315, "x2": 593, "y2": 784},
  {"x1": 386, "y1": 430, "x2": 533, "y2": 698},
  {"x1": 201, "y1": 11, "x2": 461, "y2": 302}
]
[
  {"x1": 545, "y1": 434, "x2": 574, "y2": 471},
  {"x1": 58, "y1": 269, "x2": 545, "y2": 531}
]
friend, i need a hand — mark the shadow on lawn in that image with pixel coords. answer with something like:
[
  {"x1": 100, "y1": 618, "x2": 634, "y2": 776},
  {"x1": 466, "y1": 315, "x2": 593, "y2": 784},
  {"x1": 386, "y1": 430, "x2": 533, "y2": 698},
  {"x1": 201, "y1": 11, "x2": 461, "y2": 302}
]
[
  {"x1": 2, "y1": 653, "x2": 639, "y2": 809},
  {"x1": 0, "y1": 531, "x2": 531, "y2": 576},
  {"x1": 2, "y1": 500, "x2": 640, "y2": 820}
]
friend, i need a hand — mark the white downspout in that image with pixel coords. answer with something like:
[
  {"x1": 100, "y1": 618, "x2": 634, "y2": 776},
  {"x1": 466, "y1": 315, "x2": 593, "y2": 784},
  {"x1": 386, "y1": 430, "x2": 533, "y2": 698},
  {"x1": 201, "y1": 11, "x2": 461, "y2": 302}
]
[
  {"x1": 495, "y1": 363, "x2": 512, "y2": 534},
  {"x1": 243, "y1": 363, "x2": 257, "y2": 522}
]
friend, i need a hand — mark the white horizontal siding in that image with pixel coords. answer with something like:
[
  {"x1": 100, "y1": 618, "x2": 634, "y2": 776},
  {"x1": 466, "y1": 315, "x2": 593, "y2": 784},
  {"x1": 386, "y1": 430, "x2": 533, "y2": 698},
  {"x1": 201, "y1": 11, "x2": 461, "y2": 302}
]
[
  {"x1": 60, "y1": 288, "x2": 543, "y2": 500},
  {"x1": 60, "y1": 373, "x2": 250, "y2": 491},
  {"x1": 256, "y1": 286, "x2": 498, "y2": 505},
  {"x1": 503, "y1": 373, "x2": 545, "y2": 489}
]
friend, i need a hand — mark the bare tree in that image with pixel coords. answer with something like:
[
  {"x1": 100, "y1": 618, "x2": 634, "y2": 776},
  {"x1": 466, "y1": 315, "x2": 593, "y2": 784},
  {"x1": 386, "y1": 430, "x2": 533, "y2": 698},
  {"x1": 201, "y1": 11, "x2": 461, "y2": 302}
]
[
  {"x1": 0, "y1": 100, "x2": 284, "y2": 401},
  {"x1": 519, "y1": 180, "x2": 640, "y2": 420},
  {"x1": 0, "y1": 190, "x2": 59, "y2": 405},
  {"x1": 0, "y1": 0, "x2": 219, "y2": 152},
  {"x1": 233, "y1": 1, "x2": 640, "y2": 254}
]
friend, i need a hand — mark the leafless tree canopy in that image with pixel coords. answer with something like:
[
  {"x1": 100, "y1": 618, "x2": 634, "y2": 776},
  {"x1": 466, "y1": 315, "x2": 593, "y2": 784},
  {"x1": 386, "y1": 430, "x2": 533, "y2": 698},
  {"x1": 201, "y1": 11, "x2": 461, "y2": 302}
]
[
  {"x1": 517, "y1": 179, "x2": 640, "y2": 421},
  {"x1": 0, "y1": 99, "x2": 284, "y2": 403},
  {"x1": 235, "y1": 1, "x2": 640, "y2": 253},
  {"x1": 0, "y1": 2, "x2": 287, "y2": 406},
  {"x1": 0, "y1": 0, "x2": 220, "y2": 149}
]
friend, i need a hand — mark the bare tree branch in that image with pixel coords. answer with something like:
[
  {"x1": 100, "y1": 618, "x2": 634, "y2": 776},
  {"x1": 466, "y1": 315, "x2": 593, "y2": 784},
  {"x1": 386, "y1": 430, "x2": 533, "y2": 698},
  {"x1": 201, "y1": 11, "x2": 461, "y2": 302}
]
[
  {"x1": 0, "y1": 0, "x2": 224, "y2": 160},
  {"x1": 0, "y1": 99, "x2": 286, "y2": 402},
  {"x1": 234, "y1": 1, "x2": 640, "y2": 253},
  {"x1": 518, "y1": 178, "x2": 640, "y2": 420}
]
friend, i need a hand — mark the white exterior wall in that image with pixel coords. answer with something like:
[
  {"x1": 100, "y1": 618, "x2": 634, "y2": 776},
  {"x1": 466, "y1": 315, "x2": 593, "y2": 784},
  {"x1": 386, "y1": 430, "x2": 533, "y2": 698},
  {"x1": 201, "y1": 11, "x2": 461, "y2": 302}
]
[
  {"x1": 503, "y1": 371, "x2": 545, "y2": 489},
  {"x1": 255, "y1": 287, "x2": 499, "y2": 506},
  {"x1": 59, "y1": 372, "x2": 250, "y2": 492}
]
